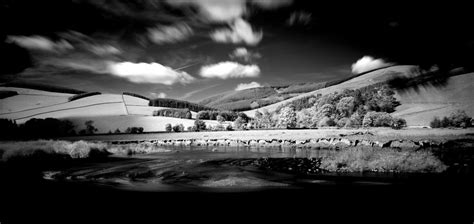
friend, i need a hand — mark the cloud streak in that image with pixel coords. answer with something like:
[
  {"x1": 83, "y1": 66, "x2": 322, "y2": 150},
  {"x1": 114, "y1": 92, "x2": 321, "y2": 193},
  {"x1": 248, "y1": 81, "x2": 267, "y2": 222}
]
[
  {"x1": 200, "y1": 61, "x2": 260, "y2": 79},
  {"x1": 7, "y1": 35, "x2": 73, "y2": 53},
  {"x1": 251, "y1": 0, "x2": 293, "y2": 9},
  {"x1": 210, "y1": 18, "x2": 263, "y2": 45},
  {"x1": 286, "y1": 11, "x2": 312, "y2": 26},
  {"x1": 235, "y1": 81, "x2": 262, "y2": 91},
  {"x1": 148, "y1": 23, "x2": 194, "y2": 44},
  {"x1": 351, "y1": 56, "x2": 392, "y2": 74},
  {"x1": 229, "y1": 47, "x2": 262, "y2": 62},
  {"x1": 151, "y1": 92, "x2": 167, "y2": 98},
  {"x1": 166, "y1": 0, "x2": 247, "y2": 23}
]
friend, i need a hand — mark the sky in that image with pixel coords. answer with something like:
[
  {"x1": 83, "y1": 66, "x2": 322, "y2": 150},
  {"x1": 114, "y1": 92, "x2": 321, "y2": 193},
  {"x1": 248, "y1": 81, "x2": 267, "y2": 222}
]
[{"x1": 1, "y1": 1, "x2": 473, "y2": 102}]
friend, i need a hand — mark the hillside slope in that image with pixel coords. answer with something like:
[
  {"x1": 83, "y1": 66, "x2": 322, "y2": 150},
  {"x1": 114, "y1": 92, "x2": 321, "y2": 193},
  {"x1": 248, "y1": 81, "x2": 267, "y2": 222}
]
[
  {"x1": 241, "y1": 65, "x2": 473, "y2": 127},
  {"x1": 199, "y1": 86, "x2": 284, "y2": 111},
  {"x1": 242, "y1": 65, "x2": 415, "y2": 116},
  {"x1": 0, "y1": 88, "x2": 210, "y2": 133},
  {"x1": 392, "y1": 72, "x2": 474, "y2": 126}
]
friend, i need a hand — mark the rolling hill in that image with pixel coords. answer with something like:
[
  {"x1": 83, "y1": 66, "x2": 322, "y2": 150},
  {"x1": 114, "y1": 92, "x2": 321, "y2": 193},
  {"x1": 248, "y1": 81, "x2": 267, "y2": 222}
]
[
  {"x1": 392, "y1": 72, "x2": 474, "y2": 126},
  {"x1": 242, "y1": 65, "x2": 417, "y2": 116},
  {"x1": 2, "y1": 65, "x2": 472, "y2": 130},
  {"x1": 198, "y1": 66, "x2": 399, "y2": 112},
  {"x1": 240, "y1": 65, "x2": 474, "y2": 127},
  {"x1": 0, "y1": 84, "x2": 216, "y2": 133},
  {"x1": 198, "y1": 86, "x2": 287, "y2": 111}
]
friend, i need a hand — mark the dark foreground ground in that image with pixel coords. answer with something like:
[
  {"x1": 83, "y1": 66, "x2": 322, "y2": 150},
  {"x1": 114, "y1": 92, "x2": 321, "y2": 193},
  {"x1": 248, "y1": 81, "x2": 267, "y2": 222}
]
[{"x1": 0, "y1": 157, "x2": 473, "y2": 224}]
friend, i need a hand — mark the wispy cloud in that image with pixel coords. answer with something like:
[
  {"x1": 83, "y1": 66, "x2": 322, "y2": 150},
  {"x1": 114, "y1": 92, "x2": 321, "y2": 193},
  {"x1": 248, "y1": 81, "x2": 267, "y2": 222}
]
[
  {"x1": 180, "y1": 83, "x2": 220, "y2": 100},
  {"x1": 235, "y1": 81, "x2": 262, "y2": 91},
  {"x1": 286, "y1": 11, "x2": 312, "y2": 26},
  {"x1": 166, "y1": 0, "x2": 293, "y2": 23},
  {"x1": 200, "y1": 61, "x2": 260, "y2": 79},
  {"x1": 210, "y1": 18, "x2": 262, "y2": 45},
  {"x1": 47, "y1": 59, "x2": 196, "y2": 85},
  {"x1": 166, "y1": 0, "x2": 247, "y2": 23},
  {"x1": 151, "y1": 92, "x2": 167, "y2": 98},
  {"x1": 251, "y1": 0, "x2": 293, "y2": 9},
  {"x1": 229, "y1": 47, "x2": 262, "y2": 62},
  {"x1": 351, "y1": 56, "x2": 392, "y2": 74},
  {"x1": 7, "y1": 35, "x2": 73, "y2": 53},
  {"x1": 89, "y1": 45, "x2": 121, "y2": 55},
  {"x1": 148, "y1": 23, "x2": 194, "y2": 44}
]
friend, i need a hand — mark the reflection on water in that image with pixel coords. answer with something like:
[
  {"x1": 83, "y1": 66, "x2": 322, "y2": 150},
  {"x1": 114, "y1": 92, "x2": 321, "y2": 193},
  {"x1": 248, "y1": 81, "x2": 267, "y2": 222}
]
[{"x1": 42, "y1": 146, "x2": 427, "y2": 191}]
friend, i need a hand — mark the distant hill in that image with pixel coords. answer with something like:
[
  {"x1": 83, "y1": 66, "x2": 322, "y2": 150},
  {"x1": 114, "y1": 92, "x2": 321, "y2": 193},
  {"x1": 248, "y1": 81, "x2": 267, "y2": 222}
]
[
  {"x1": 199, "y1": 66, "x2": 399, "y2": 112},
  {"x1": 0, "y1": 86, "x2": 216, "y2": 133},
  {"x1": 198, "y1": 86, "x2": 287, "y2": 111}
]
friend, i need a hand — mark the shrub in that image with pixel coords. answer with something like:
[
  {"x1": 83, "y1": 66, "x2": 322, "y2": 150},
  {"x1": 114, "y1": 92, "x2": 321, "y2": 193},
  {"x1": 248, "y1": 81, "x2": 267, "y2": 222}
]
[
  {"x1": 373, "y1": 112, "x2": 393, "y2": 127},
  {"x1": 237, "y1": 112, "x2": 250, "y2": 122},
  {"x1": 296, "y1": 109, "x2": 313, "y2": 128},
  {"x1": 0, "y1": 140, "x2": 110, "y2": 161},
  {"x1": 218, "y1": 111, "x2": 238, "y2": 121},
  {"x1": 194, "y1": 119, "x2": 207, "y2": 132},
  {"x1": 154, "y1": 108, "x2": 192, "y2": 119},
  {"x1": 165, "y1": 123, "x2": 172, "y2": 132},
  {"x1": 363, "y1": 112, "x2": 392, "y2": 127},
  {"x1": 125, "y1": 127, "x2": 144, "y2": 134},
  {"x1": 233, "y1": 117, "x2": 247, "y2": 130},
  {"x1": 68, "y1": 92, "x2": 101, "y2": 102},
  {"x1": 196, "y1": 111, "x2": 210, "y2": 120},
  {"x1": 345, "y1": 112, "x2": 363, "y2": 128},
  {"x1": 430, "y1": 116, "x2": 442, "y2": 128},
  {"x1": 286, "y1": 95, "x2": 319, "y2": 111},
  {"x1": 277, "y1": 105, "x2": 297, "y2": 128},
  {"x1": 114, "y1": 128, "x2": 121, "y2": 134},
  {"x1": 319, "y1": 147, "x2": 447, "y2": 173},
  {"x1": 449, "y1": 110, "x2": 472, "y2": 128},
  {"x1": 216, "y1": 115, "x2": 225, "y2": 123},
  {"x1": 318, "y1": 116, "x2": 336, "y2": 127},
  {"x1": 83, "y1": 120, "x2": 98, "y2": 135},
  {"x1": 318, "y1": 104, "x2": 335, "y2": 117},
  {"x1": 226, "y1": 125, "x2": 234, "y2": 131},
  {"x1": 211, "y1": 123, "x2": 225, "y2": 131},
  {"x1": 336, "y1": 96, "x2": 355, "y2": 117},
  {"x1": 430, "y1": 110, "x2": 473, "y2": 128},
  {"x1": 337, "y1": 117, "x2": 350, "y2": 128},
  {"x1": 172, "y1": 124, "x2": 185, "y2": 132},
  {"x1": 391, "y1": 117, "x2": 407, "y2": 129},
  {"x1": 441, "y1": 117, "x2": 451, "y2": 127}
]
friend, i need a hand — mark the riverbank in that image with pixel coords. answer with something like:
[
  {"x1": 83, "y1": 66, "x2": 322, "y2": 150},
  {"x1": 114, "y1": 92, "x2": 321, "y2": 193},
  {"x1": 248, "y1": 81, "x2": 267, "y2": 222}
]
[{"x1": 60, "y1": 128, "x2": 474, "y2": 149}]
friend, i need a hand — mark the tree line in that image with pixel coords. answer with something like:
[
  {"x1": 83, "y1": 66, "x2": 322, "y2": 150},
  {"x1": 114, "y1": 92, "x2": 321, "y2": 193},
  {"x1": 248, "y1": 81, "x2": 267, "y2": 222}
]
[{"x1": 149, "y1": 98, "x2": 216, "y2": 112}]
